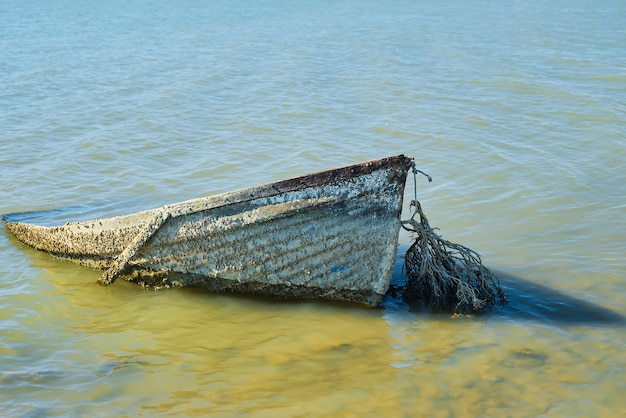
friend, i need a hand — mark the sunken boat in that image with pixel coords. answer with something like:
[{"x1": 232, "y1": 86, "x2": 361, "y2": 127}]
[{"x1": 3, "y1": 155, "x2": 414, "y2": 306}]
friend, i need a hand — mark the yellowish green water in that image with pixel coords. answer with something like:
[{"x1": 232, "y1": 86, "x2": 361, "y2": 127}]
[{"x1": 1, "y1": 0, "x2": 625, "y2": 416}]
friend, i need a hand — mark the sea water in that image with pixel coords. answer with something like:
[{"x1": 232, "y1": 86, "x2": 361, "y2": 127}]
[{"x1": 1, "y1": 0, "x2": 625, "y2": 416}]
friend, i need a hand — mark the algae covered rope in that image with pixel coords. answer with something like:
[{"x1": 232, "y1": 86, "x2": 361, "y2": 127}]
[{"x1": 400, "y1": 163, "x2": 507, "y2": 314}]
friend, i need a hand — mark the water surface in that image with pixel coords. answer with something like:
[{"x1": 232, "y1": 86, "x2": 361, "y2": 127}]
[{"x1": 1, "y1": 0, "x2": 625, "y2": 416}]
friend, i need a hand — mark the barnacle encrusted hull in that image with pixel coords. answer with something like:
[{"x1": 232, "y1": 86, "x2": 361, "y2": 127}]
[{"x1": 3, "y1": 155, "x2": 413, "y2": 306}]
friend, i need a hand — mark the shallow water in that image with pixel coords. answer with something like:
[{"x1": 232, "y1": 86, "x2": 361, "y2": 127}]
[{"x1": 1, "y1": 0, "x2": 625, "y2": 416}]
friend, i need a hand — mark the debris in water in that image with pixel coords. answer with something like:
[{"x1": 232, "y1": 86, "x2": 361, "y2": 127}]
[{"x1": 400, "y1": 165, "x2": 507, "y2": 314}]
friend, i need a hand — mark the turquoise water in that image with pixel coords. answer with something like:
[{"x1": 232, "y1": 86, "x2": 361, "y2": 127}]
[{"x1": 1, "y1": 0, "x2": 625, "y2": 416}]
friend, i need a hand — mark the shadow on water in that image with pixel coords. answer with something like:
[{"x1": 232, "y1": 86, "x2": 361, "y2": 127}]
[
  {"x1": 492, "y1": 269, "x2": 625, "y2": 326},
  {"x1": 389, "y1": 246, "x2": 624, "y2": 326}
]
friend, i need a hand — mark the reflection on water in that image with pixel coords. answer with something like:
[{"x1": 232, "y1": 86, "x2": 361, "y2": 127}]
[{"x1": 1, "y1": 241, "x2": 624, "y2": 415}]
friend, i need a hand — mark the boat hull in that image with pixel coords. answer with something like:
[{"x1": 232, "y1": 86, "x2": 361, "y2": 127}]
[{"x1": 3, "y1": 155, "x2": 413, "y2": 306}]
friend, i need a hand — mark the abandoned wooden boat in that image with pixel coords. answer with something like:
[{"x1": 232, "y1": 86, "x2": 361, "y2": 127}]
[{"x1": 3, "y1": 155, "x2": 414, "y2": 306}]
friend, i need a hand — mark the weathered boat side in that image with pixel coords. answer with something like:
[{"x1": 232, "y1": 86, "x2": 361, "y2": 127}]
[{"x1": 3, "y1": 155, "x2": 413, "y2": 305}]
